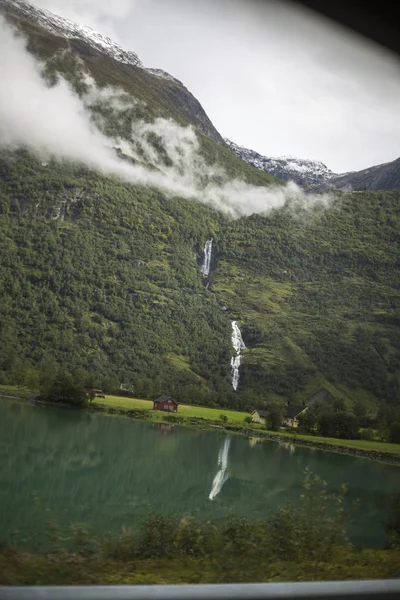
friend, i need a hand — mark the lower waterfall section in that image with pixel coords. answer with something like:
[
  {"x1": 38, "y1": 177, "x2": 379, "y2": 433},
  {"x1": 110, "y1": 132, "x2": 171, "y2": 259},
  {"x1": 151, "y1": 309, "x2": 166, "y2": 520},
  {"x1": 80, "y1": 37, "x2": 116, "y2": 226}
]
[
  {"x1": 230, "y1": 320, "x2": 246, "y2": 391},
  {"x1": 199, "y1": 239, "x2": 246, "y2": 392}
]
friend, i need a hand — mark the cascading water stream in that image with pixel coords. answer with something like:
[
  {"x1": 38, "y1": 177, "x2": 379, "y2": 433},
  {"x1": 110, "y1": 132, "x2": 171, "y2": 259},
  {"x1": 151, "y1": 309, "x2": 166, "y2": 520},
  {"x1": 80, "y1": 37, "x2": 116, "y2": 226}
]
[
  {"x1": 209, "y1": 436, "x2": 231, "y2": 501},
  {"x1": 200, "y1": 237, "x2": 213, "y2": 277},
  {"x1": 200, "y1": 240, "x2": 245, "y2": 391},
  {"x1": 231, "y1": 320, "x2": 246, "y2": 391}
]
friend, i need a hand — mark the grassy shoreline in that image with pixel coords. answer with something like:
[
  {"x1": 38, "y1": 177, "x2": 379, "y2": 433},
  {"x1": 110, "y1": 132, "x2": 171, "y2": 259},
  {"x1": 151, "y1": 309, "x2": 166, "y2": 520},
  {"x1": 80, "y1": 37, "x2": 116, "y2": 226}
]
[
  {"x1": 93, "y1": 394, "x2": 400, "y2": 462},
  {"x1": 1, "y1": 386, "x2": 399, "y2": 462}
]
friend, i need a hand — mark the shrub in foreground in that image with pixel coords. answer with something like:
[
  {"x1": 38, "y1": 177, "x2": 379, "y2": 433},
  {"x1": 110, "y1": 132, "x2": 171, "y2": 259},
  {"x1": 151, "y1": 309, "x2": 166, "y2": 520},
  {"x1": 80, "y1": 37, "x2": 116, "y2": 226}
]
[{"x1": 1, "y1": 472, "x2": 400, "y2": 585}]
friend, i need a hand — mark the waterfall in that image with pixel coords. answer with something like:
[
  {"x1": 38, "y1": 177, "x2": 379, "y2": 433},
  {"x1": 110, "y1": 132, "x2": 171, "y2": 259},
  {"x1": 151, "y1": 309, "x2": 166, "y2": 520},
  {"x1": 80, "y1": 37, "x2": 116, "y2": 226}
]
[
  {"x1": 231, "y1": 354, "x2": 241, "y2": 391},
  {"x1": 209, "y1": 437, "x2": 231, "y2": 501},
  {"x1": 231, "y1": 320, "x2": 246, "y2": 391},
  {"x1": 200, "y1": 237, "x2": 213, "y2": 277}
]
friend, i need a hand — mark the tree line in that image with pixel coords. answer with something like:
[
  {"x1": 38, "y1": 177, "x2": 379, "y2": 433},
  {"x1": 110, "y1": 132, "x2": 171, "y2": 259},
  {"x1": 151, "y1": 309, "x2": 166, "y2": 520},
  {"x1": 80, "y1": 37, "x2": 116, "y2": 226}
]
[{"x1": 259, "y1": 398, "x2": 400, "y2": 443}]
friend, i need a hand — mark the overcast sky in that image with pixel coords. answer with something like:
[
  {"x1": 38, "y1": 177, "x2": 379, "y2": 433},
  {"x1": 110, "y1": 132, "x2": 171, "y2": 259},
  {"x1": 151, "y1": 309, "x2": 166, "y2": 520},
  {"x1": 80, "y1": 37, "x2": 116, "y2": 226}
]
[{"x1": 33, "y1": 0, "x2": 400, "y2": 172}]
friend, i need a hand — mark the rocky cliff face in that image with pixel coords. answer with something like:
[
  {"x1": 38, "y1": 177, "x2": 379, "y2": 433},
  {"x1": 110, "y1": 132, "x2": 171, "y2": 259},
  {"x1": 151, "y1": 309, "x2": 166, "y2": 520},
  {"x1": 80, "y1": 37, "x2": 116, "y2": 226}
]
[
  {"x1": 329, "y1": 158, "x2": 400, "y2": 191},
  {"x1": 225, "y1": 138, "x2": 400, "y2": 191},
  {"x1": 0, "y1": 0, "x2": 224, "y2": 144}
]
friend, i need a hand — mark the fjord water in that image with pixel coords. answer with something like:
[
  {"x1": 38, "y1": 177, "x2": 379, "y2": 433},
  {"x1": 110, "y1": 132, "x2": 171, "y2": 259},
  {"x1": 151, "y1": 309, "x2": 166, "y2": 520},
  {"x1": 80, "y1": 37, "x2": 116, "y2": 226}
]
[{"x1": 1, "y1": 399, "x2": 399, "y2": 550}]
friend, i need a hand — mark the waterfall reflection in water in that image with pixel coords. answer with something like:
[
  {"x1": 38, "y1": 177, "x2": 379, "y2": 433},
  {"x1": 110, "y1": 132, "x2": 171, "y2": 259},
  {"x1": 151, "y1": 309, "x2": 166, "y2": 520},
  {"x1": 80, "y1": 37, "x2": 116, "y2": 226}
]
[{"x1": 209, "y1": 437, "x2": 231, "y2": 501}]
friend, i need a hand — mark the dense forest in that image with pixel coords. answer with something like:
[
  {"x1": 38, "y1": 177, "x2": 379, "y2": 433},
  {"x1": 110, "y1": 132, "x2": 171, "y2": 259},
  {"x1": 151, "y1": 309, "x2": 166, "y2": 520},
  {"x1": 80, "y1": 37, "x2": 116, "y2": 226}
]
[
  {"x1": 0, "y1": 150, "x2": 235, "y2": 404},
  {"x1": 213, "y1": 191, "x2": 400, "y2": 407},
  {"x1": 0, "y1": 2, "x2": 399, "y2": 411},
  {"x1": 1, "y1": 149, "x2": 399, "y2": 410}
]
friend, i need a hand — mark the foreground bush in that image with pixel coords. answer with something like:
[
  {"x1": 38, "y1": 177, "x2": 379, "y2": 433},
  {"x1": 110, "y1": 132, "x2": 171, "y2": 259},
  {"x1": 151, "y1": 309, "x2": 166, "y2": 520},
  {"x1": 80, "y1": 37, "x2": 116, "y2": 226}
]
[{"x1": 1, "y1": 471, "x2": 399, "y2": 584}]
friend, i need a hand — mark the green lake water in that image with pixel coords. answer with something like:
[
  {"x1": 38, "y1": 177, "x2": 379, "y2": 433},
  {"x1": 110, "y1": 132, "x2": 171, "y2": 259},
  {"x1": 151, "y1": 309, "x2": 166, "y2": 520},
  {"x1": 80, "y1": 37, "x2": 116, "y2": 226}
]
[{"x1": 0, "y1": 398, "x2": 399, "y2": 550}]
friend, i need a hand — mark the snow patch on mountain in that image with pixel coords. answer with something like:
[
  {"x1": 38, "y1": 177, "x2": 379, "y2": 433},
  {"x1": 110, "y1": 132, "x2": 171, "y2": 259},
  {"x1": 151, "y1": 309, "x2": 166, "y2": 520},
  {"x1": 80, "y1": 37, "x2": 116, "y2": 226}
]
[
  {"x1": 225, "y1": 138, "x2": 338, "y2": 188},
  {"x1": 2, "y1": 0, "x2": 178, "y2": 84},
  {"x1": 3, "y1": 0, "x2": 144, "y2": 66},
  {"x1": 146, "y1": 68, "x2": 183, "y2": 86},
  {"x1": 225, "y1": 139, "x2": 400, "y2": 191}
]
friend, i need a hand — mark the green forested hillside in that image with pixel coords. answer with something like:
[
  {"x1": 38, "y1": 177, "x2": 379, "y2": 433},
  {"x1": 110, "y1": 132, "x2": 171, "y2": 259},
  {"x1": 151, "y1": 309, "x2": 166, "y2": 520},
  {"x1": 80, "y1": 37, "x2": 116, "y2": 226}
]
[
  {"x1": 0, "y1": 1, "x2": 399, "y2": 410},
  {"x1": 0, "y1": 150, "x2": 237, "y2": 403},
  {"x1": 0, "y1": 1, "x2": 278, "y2": 406},
  {"x1": 212, "y1": 193, "x2": 400, "y2": 407},
  {"x1": 1, "y1": 149, "x2": 399, "y2": 409}
]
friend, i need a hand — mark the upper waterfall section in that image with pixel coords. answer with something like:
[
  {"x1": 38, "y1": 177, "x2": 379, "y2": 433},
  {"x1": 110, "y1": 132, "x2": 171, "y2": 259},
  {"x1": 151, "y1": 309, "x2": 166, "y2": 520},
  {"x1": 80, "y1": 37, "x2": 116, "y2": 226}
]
[{"x1": 200, "y1": 238, "x2": 213, "y2": 278}]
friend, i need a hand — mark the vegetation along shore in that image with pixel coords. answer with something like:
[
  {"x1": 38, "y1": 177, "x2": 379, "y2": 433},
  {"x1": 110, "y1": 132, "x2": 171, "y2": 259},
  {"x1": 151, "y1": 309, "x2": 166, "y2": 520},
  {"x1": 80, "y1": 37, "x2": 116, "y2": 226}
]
[{"x1": 2, "y1": 386, "x2": 400, "y2": 463}]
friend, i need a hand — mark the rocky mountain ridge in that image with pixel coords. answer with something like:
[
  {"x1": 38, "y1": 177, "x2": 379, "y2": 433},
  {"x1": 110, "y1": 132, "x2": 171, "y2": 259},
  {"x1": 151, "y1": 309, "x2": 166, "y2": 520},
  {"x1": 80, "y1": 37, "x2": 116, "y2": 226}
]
[
  {"x1": 2, "y1": 0, "x2": 143, "y2": 67},
  {"x1": 0, "y1": 0, "x2": 224, "y2": 144},
  {"x1": 330, "y1": 158, "x2": 400, "y2": 191},
  {"x1": 224, "y1": 138, "x2": 336, "y2": 187},
  {"x1": 225, "y1": 138, "x2": 400, "y2": 191}
]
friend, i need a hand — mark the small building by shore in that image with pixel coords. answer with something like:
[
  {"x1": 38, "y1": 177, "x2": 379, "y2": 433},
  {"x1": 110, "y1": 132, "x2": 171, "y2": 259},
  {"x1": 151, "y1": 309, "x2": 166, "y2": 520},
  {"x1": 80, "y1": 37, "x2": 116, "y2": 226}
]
[
  {"x1": 251, "y1": 404, "x2": 308, "y2": 428},
  {"x1": 282, "y1": 404, "x2": 308, "y2": 428},
  {"x1": 251, "y1": 409, "x2": 270, "y2": 424},
  {"x1": 153, "y1": 395, "x2": 178, "y2": 413}
]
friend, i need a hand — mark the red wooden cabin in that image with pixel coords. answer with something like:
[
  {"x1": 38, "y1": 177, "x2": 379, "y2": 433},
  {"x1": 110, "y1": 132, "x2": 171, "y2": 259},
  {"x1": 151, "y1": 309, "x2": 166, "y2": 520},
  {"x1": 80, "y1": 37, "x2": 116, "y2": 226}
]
[{"x1": 153, "y1": 395, "x2": 178, "y2": 413}]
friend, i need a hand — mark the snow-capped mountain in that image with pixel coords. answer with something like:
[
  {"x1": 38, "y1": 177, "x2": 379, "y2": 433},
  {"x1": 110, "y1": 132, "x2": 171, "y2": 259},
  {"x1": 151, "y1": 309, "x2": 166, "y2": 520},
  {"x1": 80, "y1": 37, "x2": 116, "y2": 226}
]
[
  {"x1": 3, "y1": 0, "x2": 189, "y2": 87},
  {"x1": 0, "y1": 0, "x2": 224, "y2": 143},
  {"x1": 2, "y1": 0, "x2": 144, "y2": 68},
  {"x1": 2, "y1": 0, "x2": 398, "y2": 189},
  {"x1": 224, "y1": 138, "x2": 336, "y2": 188},
  {"x1": 1, "y1": 0, "x2": 186, "y2": 88},
  {"x1": 225, "y1": 139, "x2": 400, "y2": 191}
]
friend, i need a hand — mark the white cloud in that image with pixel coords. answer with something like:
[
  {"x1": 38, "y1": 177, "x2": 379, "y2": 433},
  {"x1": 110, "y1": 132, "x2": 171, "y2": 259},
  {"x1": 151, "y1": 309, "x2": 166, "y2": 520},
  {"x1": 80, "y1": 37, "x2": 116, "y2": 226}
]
[
  {"x1": 27, "y1": 0, "x2": 400, "y2": 172},
  {"x1": 114, "y1": 0, "x2": 400, "y2": 172},
  {"x1": 0, "y1": 17, "x2": 333, "y2": 217}
]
